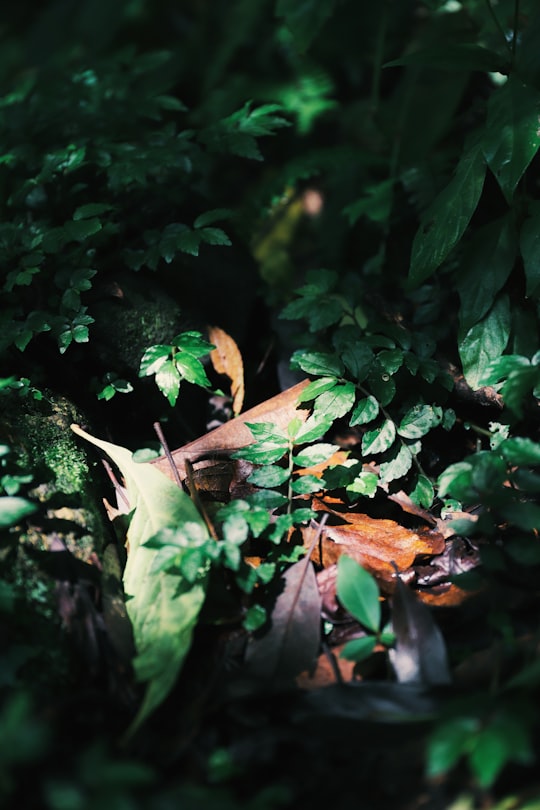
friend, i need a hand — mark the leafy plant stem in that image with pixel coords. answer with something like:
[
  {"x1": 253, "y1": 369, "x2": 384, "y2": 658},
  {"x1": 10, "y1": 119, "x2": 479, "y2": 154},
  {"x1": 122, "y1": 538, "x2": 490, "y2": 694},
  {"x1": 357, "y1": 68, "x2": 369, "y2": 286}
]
[
  {"x1": 357, "y1": 383, "x2": 429, "y2": 479},
  {"x1": 286, "y1": 441, "x2": 295, "y2": 516}
]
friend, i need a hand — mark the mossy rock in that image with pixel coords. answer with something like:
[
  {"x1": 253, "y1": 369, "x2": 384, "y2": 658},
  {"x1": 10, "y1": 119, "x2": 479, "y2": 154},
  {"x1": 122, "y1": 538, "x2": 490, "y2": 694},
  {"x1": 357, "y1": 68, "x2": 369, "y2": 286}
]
[{"x1": 0, "y1": 391, "x2": 112, "y2": 559}]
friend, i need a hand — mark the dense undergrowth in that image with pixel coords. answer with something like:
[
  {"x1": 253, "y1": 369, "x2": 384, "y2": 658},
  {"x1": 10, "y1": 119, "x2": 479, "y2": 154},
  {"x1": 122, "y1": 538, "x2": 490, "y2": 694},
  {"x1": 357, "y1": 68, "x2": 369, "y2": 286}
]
[{"x1": 2, "y1": 1, "x2": 540, "y2": 808}]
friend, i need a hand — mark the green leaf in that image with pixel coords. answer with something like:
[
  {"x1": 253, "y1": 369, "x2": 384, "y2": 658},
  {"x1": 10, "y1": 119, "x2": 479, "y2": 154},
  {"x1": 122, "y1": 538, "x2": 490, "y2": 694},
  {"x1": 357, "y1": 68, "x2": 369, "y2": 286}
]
[
  {"x1": 313, "y1": 382, "x2": 355, "y2": 421},
  {"x1": 457, "y1": 216, "x2": 517, "y2": 332},
  {"x1": 336, "y1": 555, "x2": 380, "y2": 633},
  {"x1": 71, "y1": 426, "x2": 209, "y2": 737},
  {"x1": 139, "y1": 345, "x2": 171, "y2": 377},
  {"x1": 340, "y1": 636, "x2": 377, "y2": 662},
  {"x1": 199, "y1": 227, "x2": 231, "y2": 247},
  {"x1": 297, "y1": 377, "x2": 339, "y2": 403},
  {"x1": 73, "y1": 203, "x2": 114, "y2": 220},
  {"x1": 340, "y1": 343, "x2": 374, "y2": 382},
  {"x1": 193, "y1": 208, "x2": 232, "y2": 228},
  {"x1": 427, "y1": 717, "x2": 479, "y2": 778},
  {"x1": 409, "y1": 474, "x2": 435, "y2": 508},
  {"x1": 291, "y1": 350, "x2": 344, "y2": 377},
  {"x1": 350, "y1": 395, "x2": 379, "y2": 426},
  {"x1": 64, "y1": 218, "x2": 102, "y2": 241},
  {"x1": 398, "y1": 404, "x2": 442, "y2": 439},
  {"x1": 500, "y1": 437, "x2": 540, "y2": 466},
  {"x1": 174, "y1": 354, "x2": 211, "y2": 388},
  {"x1": 409, "y1": 142, "x2": 486, "y2": 285},
  {"x1": 0, "y1": 496, "x2": 37, "y2": 528},
  {"x1": 483, "y1": 79, "x2": 540, "y2": 203},
  {"x1": 247, "y1": 465, "x2": 290, "y2": 488},
  {"x1": 362, "y1": 419, "x2": 396, "y2": 455},
  {"x1": 459, "y1": 294, "x2": 511, "y2": 389},
  {"x1": 520, "y1": 204, "x2": 540, "y2": 297},
  {"x1": 290, "y1": 474, "x2": 324, "y2": 494},
  {"x1": 177, "y1": 228, "x2": 202, "y2": 256},
  {"x1": 346, "y1": 470, "x2": 378, "y2": 498},
  {"x1": 343, "y1": 179, "x2": 394, "y2": 226},
  {"x1": 155, "y1": 359, "x2": 181, "y2": 406},
  {"x1": 293, "y1": 443, "x2": 339, "y2": 466},
  {"x1": 438, "y1": 461, "x2": 473, "y2": 500},
  {"x1": 379, "y1": 444, "x2": 414, "y2": 485},
  {"x1": 174, "y1": 331, "x2": 215, "y2": 357}
]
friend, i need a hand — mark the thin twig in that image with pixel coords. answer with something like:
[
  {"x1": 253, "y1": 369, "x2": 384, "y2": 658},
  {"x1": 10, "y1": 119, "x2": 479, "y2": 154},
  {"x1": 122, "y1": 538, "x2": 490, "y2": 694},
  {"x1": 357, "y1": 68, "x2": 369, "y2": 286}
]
[
  {"x1": 153, "y1": 421, "x2": 183, "y2": 490},
  {"x1": 185, "y1": 458, "x2": 218, "y2": 540}
]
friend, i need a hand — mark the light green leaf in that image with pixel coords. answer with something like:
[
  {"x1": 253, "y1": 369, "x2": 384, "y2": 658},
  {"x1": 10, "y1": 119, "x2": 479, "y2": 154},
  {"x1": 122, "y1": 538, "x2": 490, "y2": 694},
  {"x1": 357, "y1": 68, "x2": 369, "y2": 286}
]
[
  {"x1": 409, "y1": 142, "x2": 486, "y2": 285},
  {"x1": 483, "y1": 79, "x2": 540, "y2": 203},
  {"x1": 362, "y1": 419, "x2": 396, "y2": 455},
  {"x1": 70, "y1": 426, "x2": 209, "y2": 737},
  {"x1": 459, "y1": 294, "x2": 511, "y2": 389},
  {"x1": 291, "y1": 350, "x2": 344, "y2": 377},
  {"x1": 313, "y1": 382, "x2": 355, "y2": 421},
  {"x1": 293, "y1": 443, "x2": 339, "y2": 467},
  {"x1": 398, "y1": 404, "x2": 442, "y2": 439},
  {"x1": 297, "y1": 377, "x2": 338, "y2": 403},
  {"x1": 500, "y1": 437, "x2": 540, "y2": 466},
  {"x1": 350, "y1": 395, "x2": 379, "y2": 426},
  {"x1": 0, "y1": 496, "x2": 37, "y2": 528},
  {"x1": 139, "y1": 345, "x2": 171, "y2": 377},
  {"x1": 346, "y1": 470, "x2": 378, "y2": 498},
  {"x1": 174, "y1": 354, "x2": 211, "y2": 388},
  {"x1": 379, "y1": 444, "x2": 414, "y2": 485},
  {"x1": 409, "y1": 474, "x2": 435, "y2": 508},
  {"x1": 199, "y1": 227, "x2": 231, "y2": 247},
  {"x1": 336, "y1": 555, "x2": 380, "y2": 633},
  {"x1": 290, "y1": 474, "x2": 324, "y2": 494},
  {"x1": 247, "y1": 465, "x2": 290, "y2": 488},
  {"x1": 156, "y1": 359, "x2": 181, "y2": 406}
]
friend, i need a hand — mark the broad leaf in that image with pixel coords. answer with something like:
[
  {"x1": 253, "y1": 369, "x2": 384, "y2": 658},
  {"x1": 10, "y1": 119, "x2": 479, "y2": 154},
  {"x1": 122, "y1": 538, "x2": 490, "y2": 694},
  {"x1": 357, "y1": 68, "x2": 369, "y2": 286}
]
[
  {"x1": 483, "y1": 79, "x2": 540, "y2": 203},
  {"x1": 336, "y1": 554, "x2": 380, "y2": 633},
  {"x1": 458, "y1": 294, "x2": 511, "y2": 389},
  {"x1": 409, "y1": 142, "x2": 486, "y2": 285},
  {"x1": 245, "y1": 556, "x2": 321, "y2": 686},
  {"x1": 350, "y1": 395, "x2": 379, "y2": 426},
  {"x1": 389, "y1": 573, "x2": 451, "y2": 685},
  {"x1": 398, "y1": 404, "x2": 442, "y2": 439},
  {"x1": 520, "y1": 203, "x2": 540, "y2": 298},
  {"x1": 0, "y1": 496, "x2": 37, "y2": 528},
  {"x1": 457, "y1": 216, "x2": 517, "y2": 331},
  {"x1": 71, "y1": 426, "x2": 209, "y2": 736},
  {"x1": 362, "y1": 419, "x2": 396, "y2": 455}
]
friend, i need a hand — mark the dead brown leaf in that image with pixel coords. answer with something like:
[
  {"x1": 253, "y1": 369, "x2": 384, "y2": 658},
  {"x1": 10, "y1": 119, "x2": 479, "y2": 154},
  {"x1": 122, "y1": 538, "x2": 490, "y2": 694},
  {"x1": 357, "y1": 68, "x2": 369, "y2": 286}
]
[
  {"x1": 152, "y1": 380, "x2": 310, "y2": 481},
  {"x1": 309, "y1": 497, "x2": 445, "y2": 588},
  {"x1": 208, "y1": 325, "x2": 245, "y2": 416}
]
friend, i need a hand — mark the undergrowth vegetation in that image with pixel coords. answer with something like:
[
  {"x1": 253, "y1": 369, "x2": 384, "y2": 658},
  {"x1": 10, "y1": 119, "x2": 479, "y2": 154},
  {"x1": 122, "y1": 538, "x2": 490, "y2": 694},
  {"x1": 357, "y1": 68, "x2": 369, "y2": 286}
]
[{"x1": 2, "y1": 1, "x2": 540, "y2": 808}]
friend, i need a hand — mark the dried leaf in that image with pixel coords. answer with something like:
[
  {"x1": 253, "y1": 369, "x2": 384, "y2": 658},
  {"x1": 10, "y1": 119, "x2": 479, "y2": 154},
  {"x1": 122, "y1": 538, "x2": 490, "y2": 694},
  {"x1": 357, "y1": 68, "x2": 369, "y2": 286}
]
[
  {"x1": 310, "y1": 497, "x2": 444, "y2": 586},
  {"x1": 208, "y1": 325, "x2": 245, "y2": 415},
  {"x1": 152, "y1": 380, "x2": 310, "y2": 480},
  {"x1": 389, "y1": 571, "x2": 451, "y2": 685},
  {"x1": 244, "y1": 554, "x2": 322, "y2": 688}
]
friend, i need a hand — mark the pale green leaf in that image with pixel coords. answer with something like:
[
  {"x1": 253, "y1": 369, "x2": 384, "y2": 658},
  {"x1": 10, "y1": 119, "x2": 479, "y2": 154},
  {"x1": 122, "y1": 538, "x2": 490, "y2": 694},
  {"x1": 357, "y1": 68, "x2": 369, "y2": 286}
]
[
  {"x1": 350, "y1": 395, "x2": 379, "y2": 426},
  {"x1": 398, "y1": 404, "x2": 442, "y2": 439},
  {"x1": 362, "y1": 419, "x2": 396, "y2": 455},
  {"x1": 71, "y1": 426, "x2": 209, "y2": 736}
]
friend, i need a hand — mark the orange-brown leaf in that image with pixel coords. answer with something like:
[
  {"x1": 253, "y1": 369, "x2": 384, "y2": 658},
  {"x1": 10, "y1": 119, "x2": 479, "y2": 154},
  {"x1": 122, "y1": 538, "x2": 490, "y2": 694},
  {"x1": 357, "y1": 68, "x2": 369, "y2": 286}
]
[{"x1": 208, "y1": 325, "x2": 245, "y2": 416}]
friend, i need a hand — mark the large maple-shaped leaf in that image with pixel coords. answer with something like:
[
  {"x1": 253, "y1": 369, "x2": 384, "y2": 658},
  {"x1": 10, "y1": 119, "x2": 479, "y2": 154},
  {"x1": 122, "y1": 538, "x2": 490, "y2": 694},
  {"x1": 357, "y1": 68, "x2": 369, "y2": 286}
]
[{"x1": 71, "y1": 425, "x2": 209, "y2": 735}]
